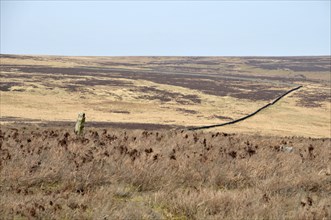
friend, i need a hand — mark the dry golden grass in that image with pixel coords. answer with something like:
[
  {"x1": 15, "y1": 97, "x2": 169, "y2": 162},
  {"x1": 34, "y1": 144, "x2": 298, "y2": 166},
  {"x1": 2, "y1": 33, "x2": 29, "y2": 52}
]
[
  {"x1": 0, "y1": 126, "x2": 330, "y2": 219},
  {"x1": 1, "y1": 55, "x2": 330, "y2": 138},
  {"x1": 1, "y1": 54, "x2": 330, "y2": 219},
  {"x1": 213, "y1": 94, "x2": 331, "y2": 138}
]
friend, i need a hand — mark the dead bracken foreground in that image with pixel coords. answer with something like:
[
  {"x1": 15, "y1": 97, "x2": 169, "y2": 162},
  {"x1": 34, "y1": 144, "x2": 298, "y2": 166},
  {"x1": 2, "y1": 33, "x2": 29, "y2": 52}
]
[{"x1": 0, "y1": 125, "x2": 330, "y2": 219}]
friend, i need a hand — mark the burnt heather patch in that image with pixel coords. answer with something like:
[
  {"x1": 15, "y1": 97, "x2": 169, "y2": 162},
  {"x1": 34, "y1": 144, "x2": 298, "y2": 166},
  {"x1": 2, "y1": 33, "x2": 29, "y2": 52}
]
[
  {"x1": 0, "y1": 82, "x2": 22, "y2": 91},
  {"x1": 135, "y1": 86, "x2": 202, "y2": 104},
  {"x1": 294, "y1": 90, "x2": 331, "y2": 108},
  {"x1": 245, "y1": 57, "x2": 331, "y2": 72},
  {"x1": 1, "y1": 64, "x2": 295, "y2": 101}
]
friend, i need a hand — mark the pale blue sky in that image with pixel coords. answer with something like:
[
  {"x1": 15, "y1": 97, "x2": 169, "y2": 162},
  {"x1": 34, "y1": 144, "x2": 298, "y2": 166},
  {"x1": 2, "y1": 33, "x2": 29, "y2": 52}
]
[{"x1": 1, "y1": 1, "x2": 330, "y2": 56}]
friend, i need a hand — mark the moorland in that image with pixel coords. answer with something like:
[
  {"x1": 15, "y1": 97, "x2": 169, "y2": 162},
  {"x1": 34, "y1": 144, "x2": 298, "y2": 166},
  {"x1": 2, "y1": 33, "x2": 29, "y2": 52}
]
[{"x1": 0, "y1": 55, "x2": 330, "y2": 219}]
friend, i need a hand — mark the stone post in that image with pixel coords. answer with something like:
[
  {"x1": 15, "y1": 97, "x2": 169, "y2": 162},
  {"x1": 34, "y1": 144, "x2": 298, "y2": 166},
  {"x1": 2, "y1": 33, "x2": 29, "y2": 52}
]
[{"x1": 75, "y1": 112, "x2": 86, "y2": 135}]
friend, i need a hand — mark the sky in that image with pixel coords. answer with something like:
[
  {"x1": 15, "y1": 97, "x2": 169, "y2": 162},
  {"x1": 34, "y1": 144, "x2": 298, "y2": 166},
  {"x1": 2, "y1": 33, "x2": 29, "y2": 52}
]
[{"x1": 1, "y1": 1, "x2": 330, "y2": 56}]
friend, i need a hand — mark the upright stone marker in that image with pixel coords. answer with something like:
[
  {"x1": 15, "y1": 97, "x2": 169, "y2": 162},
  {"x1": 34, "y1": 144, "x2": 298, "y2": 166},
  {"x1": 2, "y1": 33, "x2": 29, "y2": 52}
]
[{"x1": 75, "y1": 112, "x2": 86, "y2": 135}]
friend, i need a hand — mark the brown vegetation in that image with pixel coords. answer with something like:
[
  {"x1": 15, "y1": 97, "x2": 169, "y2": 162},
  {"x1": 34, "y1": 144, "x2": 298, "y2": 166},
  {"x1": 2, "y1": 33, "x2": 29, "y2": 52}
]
[
  {"x1": 1, "y1": 125, "x2": 330, "y2": 219},
  {"x1": 0, "y1": 55, "x2": 330, "y2": 218},
  {"x1": 1, "y1": 55, "x2": 330, "y2": 137}
]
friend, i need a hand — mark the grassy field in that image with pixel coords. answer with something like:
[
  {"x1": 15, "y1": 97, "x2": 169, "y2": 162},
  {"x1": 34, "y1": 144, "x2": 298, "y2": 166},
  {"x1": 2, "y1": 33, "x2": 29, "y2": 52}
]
[
  {"x1": 1, "y1": 55, "x2": 330, "y2": 137},
  {"x1": 0, "y1": 55, "x2": 331, "y2": 219},
  {"x1": 1, "y1": 126, "x2": 330, "y2": 219}
]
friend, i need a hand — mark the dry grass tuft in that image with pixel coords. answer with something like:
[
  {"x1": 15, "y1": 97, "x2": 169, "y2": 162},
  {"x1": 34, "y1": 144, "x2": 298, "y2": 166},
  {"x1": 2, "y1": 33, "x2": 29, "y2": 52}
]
[{"x1": 0, "y1": 125, "x2": 330, "y2": 219}]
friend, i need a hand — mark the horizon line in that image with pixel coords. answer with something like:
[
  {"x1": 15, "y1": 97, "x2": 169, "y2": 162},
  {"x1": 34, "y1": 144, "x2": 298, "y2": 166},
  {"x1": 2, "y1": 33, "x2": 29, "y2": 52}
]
[{"x1": 1, "y1": 53, "x2": 331, "y2": 58}]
